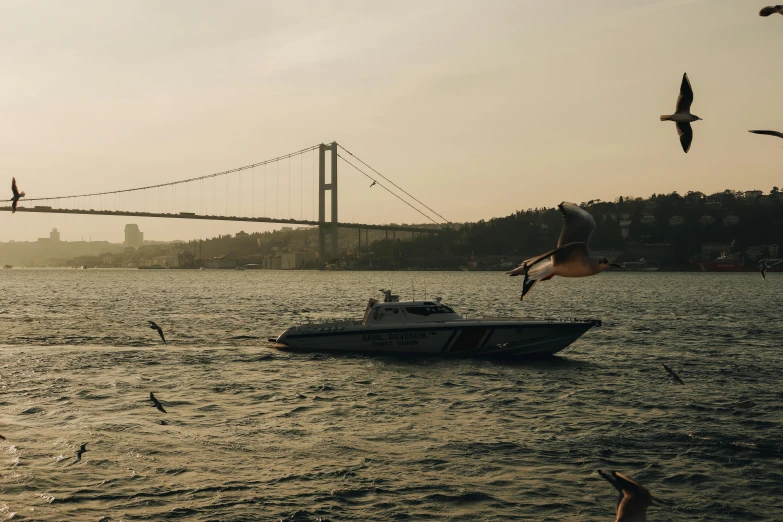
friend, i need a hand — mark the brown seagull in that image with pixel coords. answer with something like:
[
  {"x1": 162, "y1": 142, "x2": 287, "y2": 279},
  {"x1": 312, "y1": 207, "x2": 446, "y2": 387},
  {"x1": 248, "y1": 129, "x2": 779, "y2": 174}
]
[
  {"x1": 148, "y1": 321, "x2": 167, "y2": 344},
  {"x1": 150, "y1": 392, "x2": 167, "y2": 413},
  {"x1": 662, "y1": 363, "x2": 684, "y2": 384},
  {"x1": 505, "y1": 202, "x2": 620, "y2": 299},
  {"x1": 73, "y1": 442, "x2": 88, "y2": 463},
  {"x1": 598, "y1": 470, "x2": 658, "y2": 522},
  {"x1": 10, "y1": 177, "x2": 25, "y2": 213},
  {"x1": 660, "y1": 73, "x2": 702, "y2": 153}
]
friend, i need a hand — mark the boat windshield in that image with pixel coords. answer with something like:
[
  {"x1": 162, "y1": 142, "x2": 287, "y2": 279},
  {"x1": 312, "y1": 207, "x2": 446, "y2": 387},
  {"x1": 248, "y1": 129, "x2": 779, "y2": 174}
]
[{"x1": 404, "y1": 305, "x2": 456, "y2": 316}]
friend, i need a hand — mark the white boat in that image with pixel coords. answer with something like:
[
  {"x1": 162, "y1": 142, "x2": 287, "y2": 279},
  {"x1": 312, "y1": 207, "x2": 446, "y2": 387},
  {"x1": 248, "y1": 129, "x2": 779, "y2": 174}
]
[{"x1": 270, "y1": 290, "x2": 601, "y2": 357}]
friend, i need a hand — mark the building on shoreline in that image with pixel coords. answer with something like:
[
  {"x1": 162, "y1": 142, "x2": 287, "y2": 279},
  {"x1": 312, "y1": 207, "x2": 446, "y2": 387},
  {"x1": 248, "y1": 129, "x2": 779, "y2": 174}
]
[
  {"x1": 124, "y1": 224, "x2": 143, "y2": 248},
  {"x1": 37, "y1": 228, "x2": 61, "y2": 245}
]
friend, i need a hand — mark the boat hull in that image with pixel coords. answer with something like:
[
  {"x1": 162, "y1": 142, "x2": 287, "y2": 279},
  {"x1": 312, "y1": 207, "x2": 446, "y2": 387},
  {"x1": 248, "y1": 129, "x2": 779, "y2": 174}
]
[{"x1": 272, "y1": 319, "x2": 600, "y2": 357}]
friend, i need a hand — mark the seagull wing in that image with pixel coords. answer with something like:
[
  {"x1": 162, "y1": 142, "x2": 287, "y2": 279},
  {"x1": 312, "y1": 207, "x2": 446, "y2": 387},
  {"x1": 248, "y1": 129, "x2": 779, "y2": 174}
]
[
  {"x1": 612, "y1": 471, "x2": 650, "y2": 497},
  {"x1": 749, "y1": 130, "x2": 783, "y2": 139},
  {"x1": 157, "y1": 327, "x2": 167, "y2": 344},
  {"x1": 148, "y1": 321, "x2": 158, "y2": 329},
  {"x1": 760, "y1": 6, "x2": 777, "y2": 16},
  {"x1": 506, "y1": 247, "x2": 558, "y2": 276},
  {"x1": 150, "y1": 392, "x2": 156, "y2": 403},
  {"x1": 557, "y1": 202, "x2": 596, "y2": 248},
  {"x1": 662, "y1": 363, "x2": 684, "y2": 383},
  {"x1": 600, "y1": 470, "x2": 654, "y2": 514},
  {"x1": 675, "y1": 73, "x2": 693, "y2": 113},
  {"x1": 598, "y1": 470, "x2": 625, "y2": 507},
  {"x1": 11, "y1": 178, "x2": 19, "y2": 198},
  {"x1": 552, "y1": 242, "x2": 589, "y2": 264},
  {"x1": 676, "y1": 122, "x2": 693, "y2": 153},
  {"x1": 506, "y1": 247, "x2": 558, "y2": 299},
  {"x1": 612, "y1": 472, "x2": 654, "y2": 522}
]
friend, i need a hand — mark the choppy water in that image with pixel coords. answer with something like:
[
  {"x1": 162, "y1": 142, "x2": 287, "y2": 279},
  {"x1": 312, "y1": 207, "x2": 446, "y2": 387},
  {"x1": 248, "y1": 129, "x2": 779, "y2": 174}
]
[{"x1": 1, "y1": 269, "x2": 781, "y2": 521}]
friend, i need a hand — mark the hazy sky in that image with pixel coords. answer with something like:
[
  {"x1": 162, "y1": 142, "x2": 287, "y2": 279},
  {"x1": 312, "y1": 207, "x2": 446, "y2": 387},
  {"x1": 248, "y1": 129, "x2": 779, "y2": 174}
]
[{"x1": 1, "y1": 0, "x2": 781, "y2": 242}]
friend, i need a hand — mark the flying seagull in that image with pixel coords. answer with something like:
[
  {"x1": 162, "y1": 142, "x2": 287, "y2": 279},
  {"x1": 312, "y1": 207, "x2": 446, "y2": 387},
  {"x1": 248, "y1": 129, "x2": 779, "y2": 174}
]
[
  {"x1": 598, "y1": 470, "x2": 659, "y2": 522},
  {"x1": 760, "y1": 5, "x2": 783, "y2": 16},
  {"x1": 148, "y1": 321, "x2": 167, "y2": 344},
  {"x1": 662, "y1": 363, "x2": 684, "y2": 384},
  {"x1": 0, "y1": 433, "x2": 5, "y2": 440},
  {"x1": 505, "y1": 202, "x2": 620, "y2": 299},
  {"x1": 749, "y1": 130, "x2": 783, "y2": 146},
  {"x1": 660, "y1": 73, "x2": 702, "y2": 153},
  {"x1": 369, "y1": 180, "x2": 377, "y2": 188},
  {"x1": 10, "y1": 177, "x2": 25, "y2": 213},
  {"x1": 150, "y1": 392, "x2": 167, "y2": 413},
  {"x1": 73, "y1": 443, "x2": 88, "y2": 463},
  {"x1": 759, "y1": 259, "x2": 770, "y2": 280}
]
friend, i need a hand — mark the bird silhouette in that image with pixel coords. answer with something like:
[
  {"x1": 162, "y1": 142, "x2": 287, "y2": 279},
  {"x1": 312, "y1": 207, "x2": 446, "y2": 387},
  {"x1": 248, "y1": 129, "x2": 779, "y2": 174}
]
[
  {"x1": 150, "y1": 392, "x2": 167, "y2": 413},
  {"x1": 759, "y1": 259, "x2": 770, "y2": 280},
  {"x1": 660, "y1": 73, "x2": 701, "y2": 153},
  {"x1": 0, "y1": 433, "x2": 5, "y2": 440},
  {"x1": 10, "y1": 177, "x2": 25, "y2": 213},
  {"x1": 73, "y1": 442, "x2": 88, "y2": 463},
  {"x1": 505, "y1": 202, "x2": 620, "y2": 299},
  {"x1": 148, "y1": 321, "x2": 167, "y2": 344},
  {"x1": 369, "y1": 180, "x2": 377, "y2": 188},
  {"x1": 749, "y1": 130, "x2": 783, "y2": 147},
  {"x1": 760, "y1": 5, "x2": 783, "y2": 16},
  {"x1": 598, "y1": 470, "x2": 658, "y2": 522},
  {"x1": 662, "y1": 363, "x2": 684, "y2": 384}
]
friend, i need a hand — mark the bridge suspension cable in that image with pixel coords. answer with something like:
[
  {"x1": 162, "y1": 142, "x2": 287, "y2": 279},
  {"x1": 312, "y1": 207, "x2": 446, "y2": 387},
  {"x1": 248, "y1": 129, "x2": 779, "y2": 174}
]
[
  {"x1": 337, "y1": 143, "x2": 451, "y2": 225},
  {"x1": 23, "y1": 145, "x2": 320, "y2": 203},
  {"x1": 337, "y1": 153, "x2": 440, "y2": 225}
]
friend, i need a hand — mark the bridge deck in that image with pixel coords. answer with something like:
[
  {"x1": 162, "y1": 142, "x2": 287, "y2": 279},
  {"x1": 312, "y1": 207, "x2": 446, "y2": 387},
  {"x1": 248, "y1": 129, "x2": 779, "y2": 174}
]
[{"x1": 0, "y1": 206, "x2": 440, "y2": 233}]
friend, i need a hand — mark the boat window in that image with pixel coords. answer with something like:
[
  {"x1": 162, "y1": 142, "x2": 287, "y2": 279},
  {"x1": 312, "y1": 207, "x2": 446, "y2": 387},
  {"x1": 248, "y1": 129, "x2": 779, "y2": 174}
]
[{"x1": 405, "y1": 306, "x2": 454, "y2": 316}]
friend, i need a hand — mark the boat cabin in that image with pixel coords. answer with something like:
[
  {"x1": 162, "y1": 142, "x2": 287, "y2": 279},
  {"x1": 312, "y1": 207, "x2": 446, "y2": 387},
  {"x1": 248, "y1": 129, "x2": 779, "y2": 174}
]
[{"x1": 361, "y1": 290, "x2": 462, "y2": 325}]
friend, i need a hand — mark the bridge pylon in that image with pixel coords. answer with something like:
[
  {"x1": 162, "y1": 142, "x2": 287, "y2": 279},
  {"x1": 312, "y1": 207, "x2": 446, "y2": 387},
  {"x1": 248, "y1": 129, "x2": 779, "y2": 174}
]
[{"x1": 318, "y1": 142, "x2": 338, "y2": 267}]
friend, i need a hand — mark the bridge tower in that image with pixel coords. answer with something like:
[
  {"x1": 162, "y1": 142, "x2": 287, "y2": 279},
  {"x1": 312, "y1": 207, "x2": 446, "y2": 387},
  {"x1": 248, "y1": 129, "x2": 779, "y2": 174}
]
[{"x1": 318, "y1": 142, "x2": 338, "y2": 266}]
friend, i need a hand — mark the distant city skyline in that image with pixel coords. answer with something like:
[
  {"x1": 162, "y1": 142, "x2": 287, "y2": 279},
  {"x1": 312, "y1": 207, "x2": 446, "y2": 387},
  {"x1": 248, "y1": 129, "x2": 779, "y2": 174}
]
[{"x1": 2, "y1": 0, "x2": 782, "y2": 243}]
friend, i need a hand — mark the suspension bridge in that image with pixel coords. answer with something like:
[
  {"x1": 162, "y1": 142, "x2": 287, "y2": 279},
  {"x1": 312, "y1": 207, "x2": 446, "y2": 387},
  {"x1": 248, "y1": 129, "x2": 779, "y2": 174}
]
[{"x1": 1, "y1": 142, "x2": 450, "y2": 266}]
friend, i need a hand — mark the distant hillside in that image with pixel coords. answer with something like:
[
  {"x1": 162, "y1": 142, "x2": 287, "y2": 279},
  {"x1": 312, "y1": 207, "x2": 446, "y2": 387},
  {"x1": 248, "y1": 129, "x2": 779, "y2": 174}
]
[
  {"x1": 10, "y1": 187, "x2": 782, "y2": 270},
  {"x1": 361, "y1": 188, "x2": 783, "y2": 270}
]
